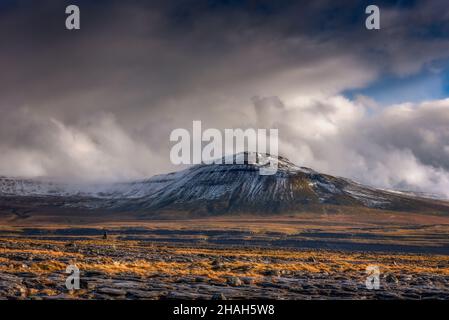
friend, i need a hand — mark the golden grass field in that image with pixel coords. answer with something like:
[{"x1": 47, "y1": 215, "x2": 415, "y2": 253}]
[{"x1": 1, "y1": 211, "x2": 449, "y2": 299}]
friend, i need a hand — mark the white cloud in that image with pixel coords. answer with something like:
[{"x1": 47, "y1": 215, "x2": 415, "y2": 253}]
[
  {"x1": 254, "y1": 96, "x2": 449, "y2": 197},
  {"x1": 0, "y1": 111, "x2": 166, "y2": 182}
]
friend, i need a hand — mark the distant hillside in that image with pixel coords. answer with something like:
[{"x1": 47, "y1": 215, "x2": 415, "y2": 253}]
[{"x1": 1, "y1": 152, "x2": 449, "y2": 217}]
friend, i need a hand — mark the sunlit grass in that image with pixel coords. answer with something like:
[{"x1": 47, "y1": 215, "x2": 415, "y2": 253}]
[{"x1": 1, "y1": 237, "x2": 448, "y2": 281}]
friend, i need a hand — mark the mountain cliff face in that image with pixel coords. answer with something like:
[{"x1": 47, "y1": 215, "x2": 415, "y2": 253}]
[{"x1": 1, "y1": 153, "x2": 449, "y2": 216}]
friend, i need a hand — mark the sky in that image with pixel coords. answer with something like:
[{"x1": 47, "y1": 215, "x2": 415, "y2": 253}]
[{"x1": 1, "y1": 0, "x2": 449, "y2": 196}]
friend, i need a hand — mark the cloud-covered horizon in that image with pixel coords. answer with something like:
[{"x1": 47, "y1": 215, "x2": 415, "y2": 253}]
[
  {"x1": 1, "y1": 0, "x2": 449, "y2": 196},
  {"x1": 254, "y1": 95, "x2": 449, "y2": 197}
]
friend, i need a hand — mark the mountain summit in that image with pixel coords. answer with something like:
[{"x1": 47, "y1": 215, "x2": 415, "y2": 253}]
[{"x1": 1, "y1": 152, "x2": 449, "y2": 217}]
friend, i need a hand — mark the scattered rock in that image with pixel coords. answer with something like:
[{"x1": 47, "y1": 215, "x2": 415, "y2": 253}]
[
  {"x1": 97, "y1": 287, "x2": 126, "y2": 296},
  {"x1": 241, "y1": 277, "x2": 255, "y2": 285},
  {"x1": 263, "y1": 269, "x2": 281, "y2": 277},
  {"x1": 384, "y1": 274, "x2": 399, "y2": 284},
  {"x1": 226, "y1": 276, "x2": 242, "y2": 287},
  {"x1": 195, "y1": 276, "x2": 208, "y2": 283},
  {"x1": 211, "y1": 259, "x2": 225, "y2": 270},
  {"x1": 211, "y1": 293, "x2": 226, "y2": 300}
]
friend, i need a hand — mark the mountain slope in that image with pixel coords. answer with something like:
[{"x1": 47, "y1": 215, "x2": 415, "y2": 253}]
[{"x1": 1, "y1": 152, "x2": 449, "y2": 216}]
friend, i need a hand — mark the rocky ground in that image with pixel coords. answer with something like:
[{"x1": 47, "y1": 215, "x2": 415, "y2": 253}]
[{"x1": 1, "y1": 235, "x2": 448, "y2": 300}]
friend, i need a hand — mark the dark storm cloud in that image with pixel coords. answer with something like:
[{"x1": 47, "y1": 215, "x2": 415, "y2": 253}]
[
  {"x1": 0, "y1": 0, "x2": 449, "y2": 193},
  {"x1": 2, "y1": 0, "x2": 445, "y2": 110}
]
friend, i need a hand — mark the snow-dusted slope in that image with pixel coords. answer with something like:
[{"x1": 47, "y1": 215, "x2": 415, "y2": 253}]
[
  {"x1": 0, "y1": 177, "x2": 79, "y2": 197},
  {"x1": 0, "y1": 174, "x2": 177, "y2": 199},
  {"x1": 1, "y1": 152, "x2": 449, "y2": 215}
]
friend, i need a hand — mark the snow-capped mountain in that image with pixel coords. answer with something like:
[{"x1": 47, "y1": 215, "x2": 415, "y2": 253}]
[{"x1": 1, "y1": 152, "x2": 449, "y2": 216}]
